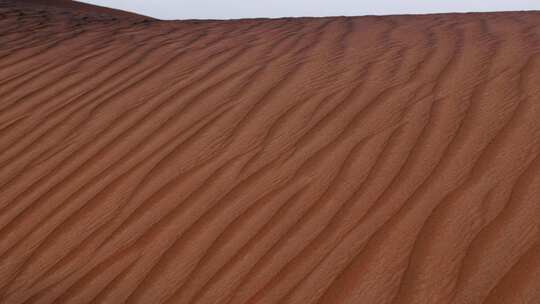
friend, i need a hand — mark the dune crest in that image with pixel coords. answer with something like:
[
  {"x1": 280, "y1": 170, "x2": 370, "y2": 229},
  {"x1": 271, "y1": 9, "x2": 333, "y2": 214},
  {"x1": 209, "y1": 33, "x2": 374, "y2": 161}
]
[{"x1": 1, "y1": 1, "x2": 540, "y2": 303}]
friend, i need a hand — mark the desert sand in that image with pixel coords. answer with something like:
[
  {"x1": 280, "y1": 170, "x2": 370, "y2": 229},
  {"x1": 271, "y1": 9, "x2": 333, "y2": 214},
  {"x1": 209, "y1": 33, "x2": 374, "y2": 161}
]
[{"x1": 1, "y1": 0, "x2": 540, "y2": 303}]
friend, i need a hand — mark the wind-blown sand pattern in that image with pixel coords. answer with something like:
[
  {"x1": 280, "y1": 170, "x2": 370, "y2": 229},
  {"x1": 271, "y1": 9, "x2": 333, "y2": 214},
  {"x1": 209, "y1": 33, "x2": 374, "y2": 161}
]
[{"x1": 1, "y1": 1, "x2": 540, "y2": 303}]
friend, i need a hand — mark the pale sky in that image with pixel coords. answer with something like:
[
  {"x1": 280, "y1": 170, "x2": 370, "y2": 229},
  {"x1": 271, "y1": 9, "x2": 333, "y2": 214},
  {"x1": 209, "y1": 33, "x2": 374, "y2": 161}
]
[{"x1": 80, "y1": 0, "x2": 540, "y2": 20}]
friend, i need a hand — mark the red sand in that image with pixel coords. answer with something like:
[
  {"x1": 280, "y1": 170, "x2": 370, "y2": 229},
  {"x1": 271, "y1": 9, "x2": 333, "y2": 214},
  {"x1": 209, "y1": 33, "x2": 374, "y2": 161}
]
[
  {"x1": 12, "y1": 0, "x2": 152, "y2": 19},
  {"x1": 1, "y1": 1, "x2": 540, "y2": 303}
]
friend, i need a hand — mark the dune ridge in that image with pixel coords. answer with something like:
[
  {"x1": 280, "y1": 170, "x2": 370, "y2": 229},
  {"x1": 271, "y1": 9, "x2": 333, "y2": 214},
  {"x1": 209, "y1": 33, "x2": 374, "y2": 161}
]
[{"x1": 1, "y1": 1, "x2": 540, "y2": 303}]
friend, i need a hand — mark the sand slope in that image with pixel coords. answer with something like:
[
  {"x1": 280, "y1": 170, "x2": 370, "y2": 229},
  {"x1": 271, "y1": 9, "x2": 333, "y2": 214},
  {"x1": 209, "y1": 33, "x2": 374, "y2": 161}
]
[
  {"x1": 1, "y1": 1, "x2": 540, "y2": 303},
  {"x1": 9, "y1": 0, "x2": 152, "y2": 19}
]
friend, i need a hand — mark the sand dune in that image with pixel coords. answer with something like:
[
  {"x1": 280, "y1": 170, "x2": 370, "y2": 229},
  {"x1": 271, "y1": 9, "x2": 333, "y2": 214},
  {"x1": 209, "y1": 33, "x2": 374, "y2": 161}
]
[{"x1": 1, "y1": 1, "x2": 540, "y2": 303}]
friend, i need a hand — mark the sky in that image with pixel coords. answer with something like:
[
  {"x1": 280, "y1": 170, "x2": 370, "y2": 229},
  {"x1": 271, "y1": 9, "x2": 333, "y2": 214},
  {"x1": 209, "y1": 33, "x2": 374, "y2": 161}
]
[{"x1": 80, "y1": 0, "x2": 540, "y2": 20}]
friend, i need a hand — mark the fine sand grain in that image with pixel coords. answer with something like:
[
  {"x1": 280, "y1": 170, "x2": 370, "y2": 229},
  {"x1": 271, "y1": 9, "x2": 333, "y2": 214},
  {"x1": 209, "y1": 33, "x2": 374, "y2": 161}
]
[{"x1": 1, "y1": 1, "x2": 540, "y2": 303}]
